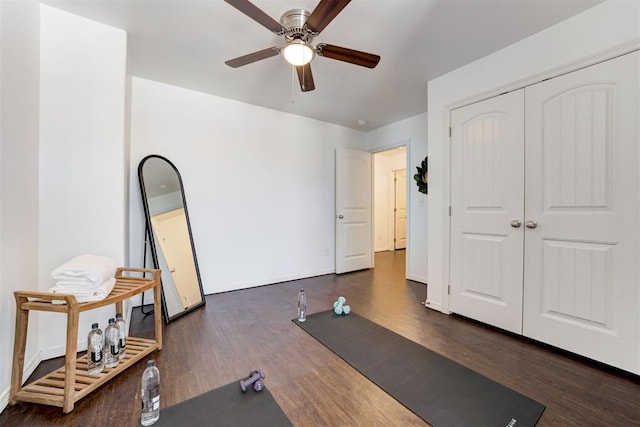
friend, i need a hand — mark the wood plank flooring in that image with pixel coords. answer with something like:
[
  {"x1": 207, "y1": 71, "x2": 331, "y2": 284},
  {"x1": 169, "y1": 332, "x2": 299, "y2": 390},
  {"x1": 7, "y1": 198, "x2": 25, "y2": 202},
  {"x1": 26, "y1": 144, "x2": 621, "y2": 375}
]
[{"x1": 2, "y1": 250, "x2": 639, "y2": 426}]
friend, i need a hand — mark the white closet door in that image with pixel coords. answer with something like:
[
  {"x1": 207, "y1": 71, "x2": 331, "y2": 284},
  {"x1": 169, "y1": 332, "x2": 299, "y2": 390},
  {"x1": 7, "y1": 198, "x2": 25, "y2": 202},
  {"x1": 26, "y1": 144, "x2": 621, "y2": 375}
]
[
  {"x1": 450, "y1": 89, "x2": 525, "y2": 334},
  {"x1": 523, "y1": 52, "x2": 639, "y2": 373}
]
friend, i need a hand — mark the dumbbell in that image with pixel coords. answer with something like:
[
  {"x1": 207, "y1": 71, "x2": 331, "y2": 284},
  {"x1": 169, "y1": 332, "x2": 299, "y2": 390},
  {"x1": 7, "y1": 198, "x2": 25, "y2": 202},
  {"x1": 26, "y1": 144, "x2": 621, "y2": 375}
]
[
  {"x1": 240, "y1": 369, "x2": 265, "y2": 393},
  {"x1": 333, "y1": 296, "x2": 351, "y2": 315}
]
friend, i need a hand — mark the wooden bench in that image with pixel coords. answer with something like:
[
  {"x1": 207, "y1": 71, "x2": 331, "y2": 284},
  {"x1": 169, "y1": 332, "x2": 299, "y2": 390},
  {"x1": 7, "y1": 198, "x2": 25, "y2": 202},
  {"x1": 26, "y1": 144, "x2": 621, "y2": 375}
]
[{"x1": 10, "y1": 267, "x2": 162, "y2": 413}]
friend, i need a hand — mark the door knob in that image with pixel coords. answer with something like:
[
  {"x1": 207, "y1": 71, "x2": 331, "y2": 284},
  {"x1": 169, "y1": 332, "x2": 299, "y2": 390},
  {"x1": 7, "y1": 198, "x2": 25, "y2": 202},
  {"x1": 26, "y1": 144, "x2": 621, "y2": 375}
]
[
  {"x1": 525, "y1": 220, "x2": 538, "y2": 229},
  {"x1": 337, "y1": 214, "x2": 344, "y2": 219},
  {"x1": 510, "y1": 219, "x2": 522, "y2": 228}
]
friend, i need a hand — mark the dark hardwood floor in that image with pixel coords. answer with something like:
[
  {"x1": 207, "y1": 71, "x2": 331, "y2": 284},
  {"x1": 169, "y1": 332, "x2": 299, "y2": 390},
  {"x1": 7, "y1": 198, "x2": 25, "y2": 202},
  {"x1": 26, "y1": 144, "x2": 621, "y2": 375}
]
[{"x1": 2, "y1": 250, "x2": 639, "y2": 426}]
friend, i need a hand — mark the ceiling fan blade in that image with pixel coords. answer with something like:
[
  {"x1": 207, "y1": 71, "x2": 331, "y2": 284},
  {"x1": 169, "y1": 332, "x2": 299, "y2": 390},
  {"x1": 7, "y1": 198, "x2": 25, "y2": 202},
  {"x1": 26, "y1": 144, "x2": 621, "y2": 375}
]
[
  {"x1": 224, "y1": 0, "x2": 285, "y2": 35},
  {"x1": 225, "y1": 47, "x2": 279, "y2": 68},
  {"x1": 316, "y1": 43, "x2": 380, "y2": 69},
  {"x1": 306, "y1": 0, "x2": 351, "y2": 34},
  {"x1": 296, "y1": 64, "x2": 315, "y2": 92}
]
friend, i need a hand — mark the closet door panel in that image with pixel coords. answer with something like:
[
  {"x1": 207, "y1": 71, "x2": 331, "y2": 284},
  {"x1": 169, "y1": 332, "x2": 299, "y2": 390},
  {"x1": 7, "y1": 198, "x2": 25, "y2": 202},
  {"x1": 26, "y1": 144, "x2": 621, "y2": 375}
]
[
  {"x1": 523, "y1": 51, "x2": 639, "y2": 374},
  {"x1": 450, "y1": 89, "x2": 525, "y2": 334}
]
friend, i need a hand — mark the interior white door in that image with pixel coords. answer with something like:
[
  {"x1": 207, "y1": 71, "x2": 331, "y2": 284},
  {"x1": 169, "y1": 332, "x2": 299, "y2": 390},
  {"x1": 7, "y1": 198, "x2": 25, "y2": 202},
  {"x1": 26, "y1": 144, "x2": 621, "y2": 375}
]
[
  {"x1": 450, "y1": 89, "x2": 525, "y2": 334},
  {"x1": 335, "y1": 148, "x2": 373, "y2": 274},
  {"x1": 394, "y1": 169, "x2": 407, "y2": 249},
  {"x1": 523, "y1": 51, "x2": 639, "y2": 373}
]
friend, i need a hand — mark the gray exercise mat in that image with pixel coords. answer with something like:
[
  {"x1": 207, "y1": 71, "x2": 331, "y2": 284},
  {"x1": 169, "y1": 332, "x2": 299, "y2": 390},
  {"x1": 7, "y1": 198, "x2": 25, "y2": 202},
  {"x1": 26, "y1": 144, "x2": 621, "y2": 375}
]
[
  {"x1": 154, "y1": 381, "x2": 292, "y2": 426},
  {"x1": 294, "y1": 310, "x2": 545, "y2": 427}
]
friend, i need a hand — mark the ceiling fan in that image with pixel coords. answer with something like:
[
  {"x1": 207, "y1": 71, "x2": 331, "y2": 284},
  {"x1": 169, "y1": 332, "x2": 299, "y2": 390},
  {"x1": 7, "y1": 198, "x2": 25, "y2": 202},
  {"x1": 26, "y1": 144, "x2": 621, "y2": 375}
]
[{"x1": 224, "y1": 0, "x2": 381, "y2": 92}]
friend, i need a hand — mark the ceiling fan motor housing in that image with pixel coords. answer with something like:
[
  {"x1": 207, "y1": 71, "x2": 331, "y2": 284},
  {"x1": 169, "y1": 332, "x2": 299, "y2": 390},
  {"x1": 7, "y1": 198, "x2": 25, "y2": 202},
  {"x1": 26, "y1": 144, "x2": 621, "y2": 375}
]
[{"x1": 281, "y1": 9, "x2": 314, "y2": 43}]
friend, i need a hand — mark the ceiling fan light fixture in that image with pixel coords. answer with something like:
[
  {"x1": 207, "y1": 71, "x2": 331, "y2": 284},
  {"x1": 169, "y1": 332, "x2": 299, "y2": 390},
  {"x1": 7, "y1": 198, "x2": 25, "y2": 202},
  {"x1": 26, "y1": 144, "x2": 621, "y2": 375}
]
[{"x1": 282, "y1": 40, "x2": 315, "y2": 66}]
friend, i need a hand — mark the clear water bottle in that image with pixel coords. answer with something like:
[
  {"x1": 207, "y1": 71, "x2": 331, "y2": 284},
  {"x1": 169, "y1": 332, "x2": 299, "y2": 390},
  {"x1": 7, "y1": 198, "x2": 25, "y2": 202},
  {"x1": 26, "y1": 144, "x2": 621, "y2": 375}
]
[
  {"x1": 115, "y1": 313, "x2": 126, "y2": 360},
  {"x1": 104, "y1": 318, "x2": 120, "y2": 368},
  {"x1": 297, "y1": 289, "x2": 307, "y2": 322},
  {"x1": 141, "y1": 360, "x2": 160, "y2": 426},
  {"x1": 87, "y1": 323, "x2": 104, "y2": 376}
]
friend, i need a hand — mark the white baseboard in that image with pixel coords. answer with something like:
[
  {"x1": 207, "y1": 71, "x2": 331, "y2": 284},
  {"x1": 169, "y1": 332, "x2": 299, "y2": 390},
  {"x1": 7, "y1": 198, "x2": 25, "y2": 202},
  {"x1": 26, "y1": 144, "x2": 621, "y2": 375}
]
[
  {"x1": 203, "y1": 269, "x2": 336, "y2": 295},
  {"x1": 0, "y1": 386, "x2": 8, "y2": 415},
  {"x1": 407, "y1": 273, "x2": 428, "y2": 284},
  {"x1": 40, "y1": 340, "x2": 87, "y2": 360},
  {"x1": 424, "y1": 300, "x2": 445, "y2": 313},
  {"x1": 22, "y1": 352, "x2": 41, "y2": 385},
  {"x1": 0, "y1": 351, "x2": 42, "y2": 414}
]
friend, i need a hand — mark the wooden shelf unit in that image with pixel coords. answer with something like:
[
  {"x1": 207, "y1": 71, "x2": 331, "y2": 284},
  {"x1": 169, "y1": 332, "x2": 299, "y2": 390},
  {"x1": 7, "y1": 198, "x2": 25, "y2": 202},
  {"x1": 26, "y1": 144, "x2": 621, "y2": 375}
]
[{"x1": 10, "y1": 267, "x2": 163, "y2": 413}]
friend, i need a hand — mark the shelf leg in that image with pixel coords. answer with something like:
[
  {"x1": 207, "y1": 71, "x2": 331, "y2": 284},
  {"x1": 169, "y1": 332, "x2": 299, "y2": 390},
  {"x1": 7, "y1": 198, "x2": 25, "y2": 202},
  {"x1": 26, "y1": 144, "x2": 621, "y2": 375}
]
[
  {"x1": 10, "y1": 295, "x2": 30, "y2": 405},
  {"x1": 115, "y1": 300, "x2": 124, "y2": 318},
  {"x1": 62, "y1": 304, "x2": 80, "y2": 413},
  {"x1": 153, "y1": 275, "x2": 163, "y2": 350}
]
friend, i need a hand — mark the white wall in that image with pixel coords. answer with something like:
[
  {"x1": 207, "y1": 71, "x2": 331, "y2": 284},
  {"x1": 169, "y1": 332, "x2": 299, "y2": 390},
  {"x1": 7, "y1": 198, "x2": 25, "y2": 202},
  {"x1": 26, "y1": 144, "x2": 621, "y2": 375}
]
[
  {"x1": 367, "y1": 113, "x2": 428, "y2": 284},
  {"x1": 38, "y1": 5, "x2": 128, "y2": 357},
  {"x1": 130, "y1": 78, "x2": 367, "y2": 295},
  {"x1": 374, "y1": 149, "x2": 406, "y2": 252},
  {"x1": 426, "y1": 0, "x2": 640, "y2": 313},
  {"x1": 0, "y1": 1, "x2": 41, "y2": 411}
]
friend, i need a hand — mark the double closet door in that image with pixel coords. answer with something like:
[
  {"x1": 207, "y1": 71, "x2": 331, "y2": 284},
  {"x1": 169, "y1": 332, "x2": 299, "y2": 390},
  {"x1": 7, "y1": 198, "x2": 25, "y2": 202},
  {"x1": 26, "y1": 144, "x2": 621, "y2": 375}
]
[{"x1": 450, "y1": 51, "x2": 639, "y2": 374}]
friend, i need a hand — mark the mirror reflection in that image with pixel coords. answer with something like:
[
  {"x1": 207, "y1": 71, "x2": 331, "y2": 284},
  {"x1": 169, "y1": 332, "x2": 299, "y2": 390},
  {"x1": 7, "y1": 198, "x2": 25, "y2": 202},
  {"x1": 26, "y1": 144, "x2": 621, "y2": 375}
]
[{"x1": 138, "y1": 155, "x2": 205, "y2": 322}]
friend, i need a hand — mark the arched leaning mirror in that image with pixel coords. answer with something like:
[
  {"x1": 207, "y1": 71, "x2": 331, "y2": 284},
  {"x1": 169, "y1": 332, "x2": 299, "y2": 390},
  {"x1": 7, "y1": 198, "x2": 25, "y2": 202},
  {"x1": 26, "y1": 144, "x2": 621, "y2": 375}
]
[{"x1": 138, "y1": 155, "x2": 205, "y2": 323}]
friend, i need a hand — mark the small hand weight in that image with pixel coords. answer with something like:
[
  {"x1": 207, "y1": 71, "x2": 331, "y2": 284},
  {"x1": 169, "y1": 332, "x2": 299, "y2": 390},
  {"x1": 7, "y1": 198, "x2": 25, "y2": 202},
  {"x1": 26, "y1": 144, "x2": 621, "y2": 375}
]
[
  {"x1": 240, "y1": 369, "x2": 265, "y2": 393},
  {"x1": 333, "y1": 296, "x2": 350, "y2": 315}
]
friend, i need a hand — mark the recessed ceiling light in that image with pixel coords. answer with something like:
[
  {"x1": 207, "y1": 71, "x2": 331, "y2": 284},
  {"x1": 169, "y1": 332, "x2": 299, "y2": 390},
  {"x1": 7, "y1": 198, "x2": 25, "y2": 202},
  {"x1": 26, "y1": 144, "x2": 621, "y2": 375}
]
[{"x1": 358, "y1": 119, "x2": 367, "y2": 126}]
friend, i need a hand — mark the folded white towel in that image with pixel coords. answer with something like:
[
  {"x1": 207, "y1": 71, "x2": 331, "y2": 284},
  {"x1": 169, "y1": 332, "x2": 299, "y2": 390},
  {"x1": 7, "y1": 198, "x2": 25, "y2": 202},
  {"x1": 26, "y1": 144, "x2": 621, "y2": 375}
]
[
  {"x1": 50, "y1": 277, "x2": 116, "y2": 304},
  {"x1": 51, "y1": 254, "x2": 117, "y2": 288},
  {"x1": 54, "y1": 278, "x2": 106, "y2": 289}
]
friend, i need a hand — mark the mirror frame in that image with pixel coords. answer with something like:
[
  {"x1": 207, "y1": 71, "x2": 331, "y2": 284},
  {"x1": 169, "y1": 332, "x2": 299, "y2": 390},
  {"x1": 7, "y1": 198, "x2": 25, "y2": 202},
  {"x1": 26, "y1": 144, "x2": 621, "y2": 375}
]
[{"x1": 138, "y1": 154, "x2": 206, "y2": 323}]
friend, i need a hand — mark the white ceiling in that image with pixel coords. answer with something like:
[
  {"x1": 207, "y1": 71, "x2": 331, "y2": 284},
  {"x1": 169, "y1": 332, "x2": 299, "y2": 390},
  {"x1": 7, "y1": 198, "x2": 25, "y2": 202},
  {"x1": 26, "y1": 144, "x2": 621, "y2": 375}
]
[{"x1": 44, "y1": 0, "x2": 601, "y2": 131}]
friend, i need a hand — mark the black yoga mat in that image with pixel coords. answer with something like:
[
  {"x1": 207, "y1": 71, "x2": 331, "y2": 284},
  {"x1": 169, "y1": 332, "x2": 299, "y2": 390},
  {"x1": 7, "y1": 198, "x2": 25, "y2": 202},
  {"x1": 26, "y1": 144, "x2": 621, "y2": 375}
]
[
  {"x1": 294, "y1": 311, "x2": 545, "y2": 427},
  {"x1": 155, "y1": 381, "x2": 292, "y2": 427}
]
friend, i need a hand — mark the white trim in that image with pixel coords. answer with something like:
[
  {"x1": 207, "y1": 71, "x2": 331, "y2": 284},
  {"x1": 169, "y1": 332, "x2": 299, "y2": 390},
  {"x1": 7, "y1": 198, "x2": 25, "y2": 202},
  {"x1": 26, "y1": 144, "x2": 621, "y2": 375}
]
[
  {"x1": 369, "y1": 139, "x2": 410, "y2": 156},
  {"x1": 40, "y1": 341, "x2": 88, "y2": 361},
  {"x1": 449, "y1": 41, "x2": 639, "y2": 113},
  {"x1": 0, "y1": 351, "x2": 41, "y2": 413},
  {"x1": 0, "y1": 388, "x2": 8, "y2": 415},
  {"x1": 441, "y1": 110, "x2": 452, "y2": 314},
  {"x1": 216, "y1": 269, "x2": 337, "y2": 292},
  {"x1": 23, "y1": 351, "x2": 43, "y2": 383},
  {"x1": 408, "y1": 273, "x2": 427, "y2": 285},
  {"x1": 423, "y1": 299, "x2": 443, "y2": 313}
]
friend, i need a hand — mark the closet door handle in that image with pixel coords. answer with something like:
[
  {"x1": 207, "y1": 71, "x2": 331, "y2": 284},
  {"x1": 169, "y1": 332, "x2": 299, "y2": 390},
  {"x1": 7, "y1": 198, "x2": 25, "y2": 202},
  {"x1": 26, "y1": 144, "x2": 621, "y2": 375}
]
[
  {"x1": 510, "y1": 219, "x2": 522, "y2": 228},
  {"x1": 525, "y1": 220, "x2": 538, "y2": 229}
]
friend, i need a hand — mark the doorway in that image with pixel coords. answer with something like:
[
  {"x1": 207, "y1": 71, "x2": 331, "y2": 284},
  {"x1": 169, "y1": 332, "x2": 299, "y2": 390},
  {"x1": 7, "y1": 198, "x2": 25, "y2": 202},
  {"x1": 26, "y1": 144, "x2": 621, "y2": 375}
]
[{"x1": 373, "y1": 147, "x2": 407, "y2": 259}]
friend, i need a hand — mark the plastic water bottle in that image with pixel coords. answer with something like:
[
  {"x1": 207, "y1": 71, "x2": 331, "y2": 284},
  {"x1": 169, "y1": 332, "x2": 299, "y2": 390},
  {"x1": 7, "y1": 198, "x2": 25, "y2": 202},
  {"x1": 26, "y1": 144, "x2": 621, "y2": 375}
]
[
  {"x1": 141, "y1": 360, "x2": 160, "y2": 426},
  {"x1": 104, "y1": 318, "x2": 120, "y2": 368},
  {"x1": 115, "y1": 313, "x2": 126, "y2": 360},
  {"x1": 297, "y1": 289, "x2": 307, "y2": 322},
  {"x1": 87, "y1": 323, "x2": 104, "y2": 376}
]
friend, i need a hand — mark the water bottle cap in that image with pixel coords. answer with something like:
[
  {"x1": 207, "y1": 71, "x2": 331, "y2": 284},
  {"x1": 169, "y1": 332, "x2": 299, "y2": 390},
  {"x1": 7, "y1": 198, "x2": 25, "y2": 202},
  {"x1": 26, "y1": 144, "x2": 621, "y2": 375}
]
[
  {"x1": 147, "y1": 360, "x2": 155, "y2": 368},
  {"x1": 116, "y1": 313, "x2": 122, "y2": 318},
  {"x1": 91, "y1": 323, "x2": 98, "y2": 328},
  {"x1": 108, "y1": 318, "x2": 115, "y2": 323}
]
